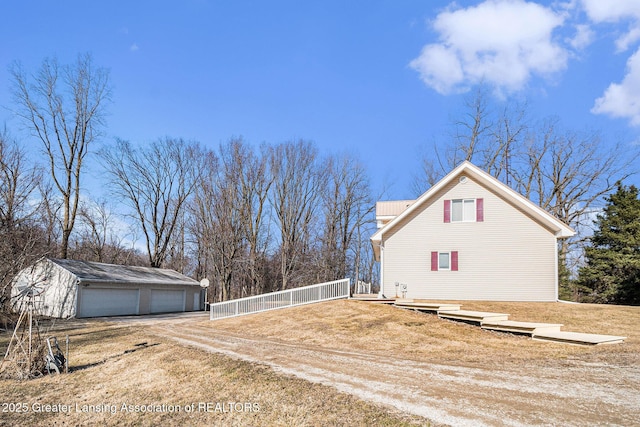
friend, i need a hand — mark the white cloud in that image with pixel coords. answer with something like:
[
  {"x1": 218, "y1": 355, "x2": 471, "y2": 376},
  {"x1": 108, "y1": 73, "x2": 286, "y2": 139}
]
[
  {"x1": 616, "y1": 27, "x2": 640, "y2": 52},
  {"x1": 591, "y1": 47, "x2": 640, "y2": 126},
  {"x1": 581, "y1": 1, "x2": 640, "y2": 125},
  {"x1": 581, "y1": 0, "x2": 640, "y2": 23},
  {"x1": 410, "y1": 0, "x2": 568, "y2": 95},
  {"x1": 568, "y1": 24, "x2": 594, "y2": 50},
  {"x1": 581, "y1": 0, "x2": 640, "y2": 52},
  {"x1": 130, "y1": 43, "x2": 139, "y2": 52}
]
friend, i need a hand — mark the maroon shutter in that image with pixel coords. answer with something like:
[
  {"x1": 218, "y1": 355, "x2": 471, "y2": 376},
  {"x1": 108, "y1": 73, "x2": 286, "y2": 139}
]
[
  {"x1": 444, "y1": 200, "x2": 451, "y2": 223},
  {"x1": 451, "y1": 251, "x2": 458, "y2": 271},
  {"x1": 476, "y1": 198, "x2": 484, "y2": 222},
  {"x1": 431, "y1": 252, "x2": 438, "y2": 271}
]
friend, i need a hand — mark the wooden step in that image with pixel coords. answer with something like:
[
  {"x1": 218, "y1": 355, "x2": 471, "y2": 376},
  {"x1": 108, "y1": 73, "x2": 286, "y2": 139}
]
[
  {"x1": 352, "y1": 295, "x2": 396, "y2": 304},
  {"x1": 481, "y1": 320, "x2": 563, "y2": 336},
  {"x1": 394, "y1": 301, "x2": 461, "y2": 312},
  {"x1": 438, "y1": 310, "x2": 509, "y2": 325},
  {"x1": 532, "y1": 331, "x2": 627, "y2": 346}
]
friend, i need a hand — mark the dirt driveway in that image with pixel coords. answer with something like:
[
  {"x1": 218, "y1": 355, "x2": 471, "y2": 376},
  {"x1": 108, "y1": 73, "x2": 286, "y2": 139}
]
[{"x1": 136, "y1": 314, "x2": 640, "y2": 427}]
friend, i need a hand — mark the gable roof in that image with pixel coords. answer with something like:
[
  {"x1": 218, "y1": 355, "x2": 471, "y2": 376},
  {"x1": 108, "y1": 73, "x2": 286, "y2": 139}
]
[
  {"x1": 47, "y1": 258, "x2": 200, "y2": 286},
  {"x1": 371, "y1": 161, "x2": 575, "y2": 257}
]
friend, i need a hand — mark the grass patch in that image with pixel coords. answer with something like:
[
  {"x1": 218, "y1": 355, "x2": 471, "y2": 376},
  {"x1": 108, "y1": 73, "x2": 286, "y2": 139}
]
[
  {"x1": 206, "y1": 299, "x2": 640, "y2": 367},
  {"x1": 0, "y1": 321, "x2": 428, "y2": 426},
  {"x1": 1, "y1": 299, "x2": 637, "y2": 426}
]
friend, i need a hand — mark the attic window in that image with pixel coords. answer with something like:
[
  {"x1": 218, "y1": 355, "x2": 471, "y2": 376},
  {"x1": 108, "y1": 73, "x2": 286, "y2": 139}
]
[
  {"x1": 445, "y1": 198, "x2": 484, "y2": 222},
  {"x1": 451, "y1": 199, "x2": 476, "y2": 222}
]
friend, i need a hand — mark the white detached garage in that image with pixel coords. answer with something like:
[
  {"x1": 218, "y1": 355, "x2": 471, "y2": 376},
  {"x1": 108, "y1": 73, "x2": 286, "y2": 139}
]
[{"x1": 12, "y1": 258, "x2": 203, "y2": 318}]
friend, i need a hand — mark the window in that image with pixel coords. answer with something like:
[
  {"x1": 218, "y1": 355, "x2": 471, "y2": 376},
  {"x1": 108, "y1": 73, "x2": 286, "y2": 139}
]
[
  {"x1": 439, "y1": 252, "x2": 450, "y2": 270},
  {"x1": 431, "y1": 251, "x2": 459, "y2": 271},
  {"x1": 451, "y1": 199, "x2": 476, "y2": 222},
  {"x1": 444, "y1": 198, "x2": 483, "y2": 222}
]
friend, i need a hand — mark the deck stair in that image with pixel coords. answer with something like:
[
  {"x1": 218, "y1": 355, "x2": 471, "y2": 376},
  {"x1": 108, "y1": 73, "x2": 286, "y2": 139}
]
[
  {"x1": 394, "y1": 300, "x2": 461, "y2": 313},
  {"x1": 481, "y1": 320, "x2": 563, "y2": 336},
  {"x1": 438, "y1": 310, "x2": 509, "y2": 325},
  {"x1": 379, "y1": 299, "x2": 627, "y2": 345},
  {"x1": 532, "y1": 331, "x2": 627, "y2": 345},
  {"x1": 352, "y1": 294, "x2": 396, "y2": 304}
]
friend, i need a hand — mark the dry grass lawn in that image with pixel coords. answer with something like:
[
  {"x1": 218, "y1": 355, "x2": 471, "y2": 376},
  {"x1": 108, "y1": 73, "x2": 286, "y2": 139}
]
[
  {"x1": 207, "y1": 299, "x2": 640, "y2": 368},
  {"x1": 1, "y1": 299, "x2": 638, "y2": 426},
  {"x1": 0, "y1": 320, "x2": 425, "y2": 427}
]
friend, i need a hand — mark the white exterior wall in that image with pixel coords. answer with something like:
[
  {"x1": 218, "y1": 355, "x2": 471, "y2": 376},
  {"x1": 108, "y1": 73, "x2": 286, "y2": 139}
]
[
  {"x1": 11, "y1": 259, "x2": 78, "y2": 318},
  {"x1": 12, "y1": 259, "x2": 203, "y2": 318},
  {"x1": 381, "y1": 178, "x2": 559, "y2": 301},
  {"x1": 76, "y1": 283, "x2": 200, "y2": 317}
]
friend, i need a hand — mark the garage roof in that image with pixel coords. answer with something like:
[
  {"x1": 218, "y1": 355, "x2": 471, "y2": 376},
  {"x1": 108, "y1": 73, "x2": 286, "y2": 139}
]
[{"x1": 49, "y1": 258, "x2": 200, "y2": 286}]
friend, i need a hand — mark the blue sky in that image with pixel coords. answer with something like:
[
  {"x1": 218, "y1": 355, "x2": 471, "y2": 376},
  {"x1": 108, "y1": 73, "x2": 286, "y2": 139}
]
[{"x1": 2, "y1": 0, "x2": 640, "y2": 200}]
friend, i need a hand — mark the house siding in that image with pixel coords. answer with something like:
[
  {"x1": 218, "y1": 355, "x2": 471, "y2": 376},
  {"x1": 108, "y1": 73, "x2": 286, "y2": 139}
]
[{"x1": 381, "y1": 178, "x2": 558, "y2": 301}]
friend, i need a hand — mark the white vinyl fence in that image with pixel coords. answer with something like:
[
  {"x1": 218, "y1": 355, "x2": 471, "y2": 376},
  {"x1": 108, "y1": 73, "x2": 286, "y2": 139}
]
[{"x1": 210, "y1": 278, "x2": 350, "y2": 320}]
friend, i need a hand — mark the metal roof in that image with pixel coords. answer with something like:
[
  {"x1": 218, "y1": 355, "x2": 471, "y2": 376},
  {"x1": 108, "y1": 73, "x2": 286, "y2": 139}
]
[{"x1": 48, "y1": 258, "x2": 200, "y2": 286}]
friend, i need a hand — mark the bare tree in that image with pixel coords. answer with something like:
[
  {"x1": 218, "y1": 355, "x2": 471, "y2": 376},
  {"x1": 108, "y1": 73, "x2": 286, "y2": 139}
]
[
  {"x1": 413, "y1": 87, "x2": 527, "y2": 193},
  {"x1": 415, "y1": 89, "x2": 637, "y2": 297},
  {"x1": 191, "y1": 143, "x2": 246, "y2": 301},
  {"x1": 237, "y1": 142, "x2": 274, "y2": 296},
  {"x1": 270, "y1": 140, "x2": 325, "y2": 290},
  {"x1": 10, "y1": 53, "x2": 111, "y2": 258},
  {"x1": 71, "y1": 198, "x2": 137, "y2": 264},
  {"x1": 0, "y1": 130, "x2": 49, "y2": 312},
  {"x1": 320, "y1": 153, "x2": 375, "y2": 284},
  {"x1": 100, "y1": 138, "x2": 201, "y2": 268},
  {"x1": 515, "y1": 120, "x2": 636, "y2": 292}
]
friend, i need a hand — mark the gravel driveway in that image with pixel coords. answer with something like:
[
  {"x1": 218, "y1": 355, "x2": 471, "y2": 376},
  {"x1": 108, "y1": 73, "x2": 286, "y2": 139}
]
[{"x1": 143, "y1": 318, "x2": 640, "y2": 427}]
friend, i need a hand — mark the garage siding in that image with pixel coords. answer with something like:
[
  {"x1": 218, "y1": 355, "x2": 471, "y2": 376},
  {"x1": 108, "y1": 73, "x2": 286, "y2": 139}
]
[
  {"x1": 150, "y1": 289, "x2": 186, "y2": 313},
  {"x1": 12, "y1": 259, "x2": 204, "y2": 318},
  {"x1": 78, "y1": 287, "x2": 140, "y2": 317}
]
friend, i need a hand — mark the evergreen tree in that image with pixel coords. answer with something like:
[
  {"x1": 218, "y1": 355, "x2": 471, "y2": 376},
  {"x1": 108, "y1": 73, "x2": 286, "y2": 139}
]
[{"x1": 578, "y1": 184, "x2": 640, "y2": 305}]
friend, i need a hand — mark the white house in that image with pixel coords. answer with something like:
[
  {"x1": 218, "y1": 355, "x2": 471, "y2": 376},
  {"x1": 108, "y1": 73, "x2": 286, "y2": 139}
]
[
  {"x1": 11, "y1": 258, "x2": 204, "y2": 318},
  {"x1": 371, "y1": 161, "x2": 575, "y2": 301}
]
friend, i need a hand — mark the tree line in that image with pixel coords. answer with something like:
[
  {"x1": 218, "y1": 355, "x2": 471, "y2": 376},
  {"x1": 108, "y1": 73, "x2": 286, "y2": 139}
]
[
  {"x1": 1, "y1": 54, "x2": 377, "y2": 308},
  {"x1": 2, "y1": 54, "x2": 639, "y2": 308}
]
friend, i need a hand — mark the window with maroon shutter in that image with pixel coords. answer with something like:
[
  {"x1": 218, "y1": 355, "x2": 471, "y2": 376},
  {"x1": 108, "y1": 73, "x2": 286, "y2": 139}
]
[
  {"x1": 431, "y1": 251, "x2": 459, "y2": 271},
  {"x1": 444, "y1": 200, "x2": 451, "y2": 223},
  {"x1": 448, "y1": 198, "x2": 483, "y2": 222},
  {"x1": 476, "y1": 198, "x2": 484, "y2": 222}
]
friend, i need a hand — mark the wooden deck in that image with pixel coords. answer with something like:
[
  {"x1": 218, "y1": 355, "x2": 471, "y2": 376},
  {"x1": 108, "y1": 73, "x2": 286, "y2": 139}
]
[
  {"x1": 481, "y1": 320, "x2": 563, "y2": 335},
  {"x1": 394, "y1": 300, "x2": 461, "y2": 312},
  {"x1": 376, "y1": 298, "x2": 628, "y2": 346},
  {"x1": 438, "y1": 310, "x2": 509, "y2": 325},
  {"x1": 351, "y1": 294, "x2": 396, "y2": 304},
  {"x1": 532, "y1": 331, "x2": 627, "y2": 345}
]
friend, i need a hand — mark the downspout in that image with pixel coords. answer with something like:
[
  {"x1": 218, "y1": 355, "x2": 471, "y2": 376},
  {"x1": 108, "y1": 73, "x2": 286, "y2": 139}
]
[
  {"x1": 554, "y1": 240, "x2": 559, "y2": 302},
  {"x1": 73, "y1": 278, "x2": 81, "y2": 319},
  {"x1": 378, "y1": 240, "x2": 385, "y2": 298},
  {"x1": 554, "y1": 234, "x2": 560, "y2": 302}
]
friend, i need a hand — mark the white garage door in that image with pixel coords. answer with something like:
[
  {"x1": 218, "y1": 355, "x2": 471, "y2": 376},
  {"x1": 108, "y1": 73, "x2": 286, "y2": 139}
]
[
  {"x1": 150, "y1": 289, "x2": 185, "y2": 313},
  {"x1": 78, "y1": 288, "x2": 140, "y2": 318}
]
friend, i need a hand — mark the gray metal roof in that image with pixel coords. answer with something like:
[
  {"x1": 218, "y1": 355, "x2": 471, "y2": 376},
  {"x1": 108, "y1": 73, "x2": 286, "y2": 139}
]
[{"x1": 48, "y1": 258, "x2": 200, "y2": 286}]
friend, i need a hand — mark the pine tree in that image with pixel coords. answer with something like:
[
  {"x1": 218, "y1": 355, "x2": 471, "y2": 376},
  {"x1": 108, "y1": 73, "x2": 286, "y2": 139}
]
[{"x1": 578, "y1": 184, "x2": 640, "y2": 305}]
